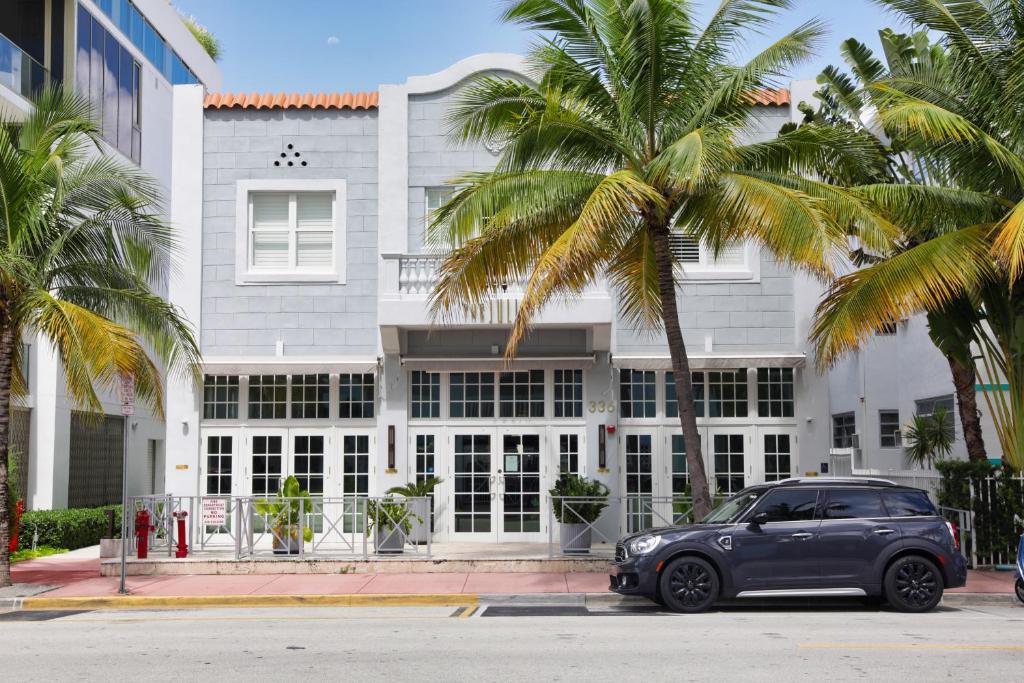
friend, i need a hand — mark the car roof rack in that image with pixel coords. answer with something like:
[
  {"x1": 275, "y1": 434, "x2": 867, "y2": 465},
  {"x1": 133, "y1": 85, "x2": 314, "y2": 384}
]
[{"x1": 775, "y1": 477, "x2": 898, "y2": 487}]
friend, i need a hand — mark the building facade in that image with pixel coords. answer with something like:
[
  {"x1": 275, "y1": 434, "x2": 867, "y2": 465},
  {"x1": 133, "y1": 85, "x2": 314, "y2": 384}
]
[
  {"x1": 160, "y1": 54, "x2": 872, "y2": 544},
  {"x1": 1, "y1": 0, "x2": 220, "y2": 509}
]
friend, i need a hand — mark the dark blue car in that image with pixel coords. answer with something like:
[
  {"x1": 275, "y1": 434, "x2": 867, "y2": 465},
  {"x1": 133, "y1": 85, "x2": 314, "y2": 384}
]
[{"x1": 611, "y1": 478, "x2": 967, "y2": 613}]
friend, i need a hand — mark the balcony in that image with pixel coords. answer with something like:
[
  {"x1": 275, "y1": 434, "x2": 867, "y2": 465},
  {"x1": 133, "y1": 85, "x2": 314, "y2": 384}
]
[
  {"x1": 379, "y1": 253, "x2": 614, "y2": 340},
  {"x1": 0, "y1": 31, "x2": 47, "y2": 111}
]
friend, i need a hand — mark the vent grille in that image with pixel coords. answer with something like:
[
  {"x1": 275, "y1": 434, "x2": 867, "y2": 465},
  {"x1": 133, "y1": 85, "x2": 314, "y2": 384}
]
[{"x1": 669, "y1": 233, "x2": 700, "y2": 263}]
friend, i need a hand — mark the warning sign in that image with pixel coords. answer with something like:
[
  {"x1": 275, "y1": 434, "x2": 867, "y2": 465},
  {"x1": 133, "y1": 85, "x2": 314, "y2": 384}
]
[{"x1": 202, "y1": 498, "x2": 227, "y2": 525}]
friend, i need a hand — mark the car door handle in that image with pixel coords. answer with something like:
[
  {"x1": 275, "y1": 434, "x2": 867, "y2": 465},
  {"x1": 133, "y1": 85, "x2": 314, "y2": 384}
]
[
  {"x1": 791, "y1": 532, "x2": 813, "y2": 540},
  {"x1": 873, "y1": 528, "x2": 896, "y2": 535}
]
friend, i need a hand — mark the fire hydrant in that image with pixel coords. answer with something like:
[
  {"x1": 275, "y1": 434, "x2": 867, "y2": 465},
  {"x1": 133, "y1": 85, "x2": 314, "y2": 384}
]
[
  {"x1": 134, "y1": 508, "x2": 153, "y2": 559},
  {"x1": 173, "y1": 511, "x2": 189, "y2": 558}
]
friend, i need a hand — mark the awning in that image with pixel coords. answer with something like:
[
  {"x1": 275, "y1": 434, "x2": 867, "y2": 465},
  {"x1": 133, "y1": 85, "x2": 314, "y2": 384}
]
[
  {"x1": 201, "y1": 356, "x2": 379, "y2": 375},
  {"x1": 400, "y1": 354, "x2": 597, "y2": 372},
  {"x1": 611, "y1": 353, "x2": 806, "y2": 370}
]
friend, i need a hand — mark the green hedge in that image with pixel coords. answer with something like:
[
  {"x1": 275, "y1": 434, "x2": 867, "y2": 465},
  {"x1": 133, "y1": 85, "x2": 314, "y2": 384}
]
[{"x1": 17, "y1": 505, "x2": 122, "y2": 551}]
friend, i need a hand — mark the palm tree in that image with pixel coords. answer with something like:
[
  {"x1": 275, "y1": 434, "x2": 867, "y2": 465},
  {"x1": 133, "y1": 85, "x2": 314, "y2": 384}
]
[
  {"x1": 427, "y1": 0, "x2": 891, "y2": 519},
  {"x1": 810, "y1": 0, "x2": 1024, "y2": 470},
  {"x1": 808, "y1": 28, "x2": 987, "y2": 462},
  {"x1": 0, "y1": 88, "x2": 200, "y2": 587}
]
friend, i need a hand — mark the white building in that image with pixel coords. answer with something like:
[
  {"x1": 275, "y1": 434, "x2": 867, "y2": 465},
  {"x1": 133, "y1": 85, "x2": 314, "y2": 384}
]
[
  {"x1": 160, "y1": 54, "x2": 883, "y2": 544},
  {"x1": 1, "y1": 0, "x2": 220, "y2": 510}
]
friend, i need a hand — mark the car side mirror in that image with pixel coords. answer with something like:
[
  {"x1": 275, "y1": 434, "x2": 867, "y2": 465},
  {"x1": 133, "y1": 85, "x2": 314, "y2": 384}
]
[{"x1": 749, "y1": 512, "x2": 769, "y2": 527}]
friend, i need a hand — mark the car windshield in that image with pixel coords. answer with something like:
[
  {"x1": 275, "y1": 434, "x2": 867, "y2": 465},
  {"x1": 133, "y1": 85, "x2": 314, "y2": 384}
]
[{"x1": 701, "y1": 488, "x2": 763, "y2": 524}]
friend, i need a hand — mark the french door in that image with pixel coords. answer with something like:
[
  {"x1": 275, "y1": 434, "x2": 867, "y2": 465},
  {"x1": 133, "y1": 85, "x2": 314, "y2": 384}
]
[
  {"x1": 707, "y1": 427, "x2": 752, "y2": 496},
  {"x1": 756, "y1": 427, "x2": 798, "y2": 483},
  {"x1": 446, "y1": 428, "x2": 550, "y2": 542}
]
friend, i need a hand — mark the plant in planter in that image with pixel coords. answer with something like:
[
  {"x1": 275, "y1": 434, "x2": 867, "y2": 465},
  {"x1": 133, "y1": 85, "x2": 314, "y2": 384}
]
[
  {"x1": 366, "y1": 496, "x2": 421, "y2": 554},
  {"x1": 254, "y1": 476, "x2": 314, "y2": 555},
  {"x1": 386, "y1": 477, "x2": 443, "y2": 544},
  {"x1": 549, "y1": 475, "x2": 610, "y2": 554}
]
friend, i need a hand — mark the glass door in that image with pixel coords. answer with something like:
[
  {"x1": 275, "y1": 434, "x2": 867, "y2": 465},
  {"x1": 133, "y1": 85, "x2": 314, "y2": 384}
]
[
  {"x1": 291, "y1": 430, "x2": 329, "y2": 534},
  {"x1": 662, "y1": 428, "x2": 708, "y2": 525},
  {"x1": 200, "y1": 429, "x2": 238, "y2": 536},
  {"x1": 341, "y1": 432, "x2": 372, "y2": 533},
  {"x1": 707, "y1": 428, "x2": 751, "y2": 497},
  {"x1": 451, "y1": 432, "x2": 496, "y2": 540},
  {"x1": 756, "y1": 427, "x2": 797, "y2": 483},
  {"x1": 553, "y1": 429, "x2": 585, "y2": 478},
  {"x1": 499, "y1": 431, "x2": 544, "y2": 541},
  {"x1": 409, "y1": 429, "x2": 444, "y2": 537},
  {"x1": 622, "y1": 431, "x2": 655, "y2": 533},
  {"x1": 245, "y1": 429, "x2": 287, "y2": 497}
]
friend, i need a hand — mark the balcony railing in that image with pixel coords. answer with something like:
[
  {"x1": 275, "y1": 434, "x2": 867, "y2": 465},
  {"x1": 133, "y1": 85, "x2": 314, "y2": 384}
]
[{"x1": 0, "y1": 31, "x2": 48, "y2": 101}]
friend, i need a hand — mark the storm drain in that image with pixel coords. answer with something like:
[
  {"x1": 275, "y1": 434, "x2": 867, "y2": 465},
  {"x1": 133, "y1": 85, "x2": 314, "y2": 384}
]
[
  {"x1": 0, "y1": 610, "x2": 91, "y2": 622},
  {"x1": 480, "y1": 606, "x2": 591, "y2": 618}
]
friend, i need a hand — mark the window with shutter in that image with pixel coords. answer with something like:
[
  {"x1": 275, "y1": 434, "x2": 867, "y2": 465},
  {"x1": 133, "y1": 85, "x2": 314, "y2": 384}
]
[
  {"x1": 237, "y1": 180, "x2": 346, "y2": 284},
  {"x1": 668, "y1": 231, "x2": 748, "y2": 271}
]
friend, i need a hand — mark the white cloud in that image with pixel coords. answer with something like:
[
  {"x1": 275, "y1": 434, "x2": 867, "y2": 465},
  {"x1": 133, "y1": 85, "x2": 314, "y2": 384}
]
[{"x1": 326, "y1": 36, "x2": 339, "y2": 46}]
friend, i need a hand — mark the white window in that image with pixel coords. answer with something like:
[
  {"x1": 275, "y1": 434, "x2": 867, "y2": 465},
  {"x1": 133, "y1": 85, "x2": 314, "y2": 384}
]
[
  {"x1": 425, "y1": 187, "x2": 455, "y2": 219},
  {"x1": 669, "y1": 232, "x2": 756, "y2": 280},
  {"x1": 235, "y1": 179, "x2": 346, "y2": 284}
]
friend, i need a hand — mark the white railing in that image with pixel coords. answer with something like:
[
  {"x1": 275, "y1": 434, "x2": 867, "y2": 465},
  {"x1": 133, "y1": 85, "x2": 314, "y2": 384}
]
[{"x1": 851, "y1": 469, "x2": 942, "y2": 497}]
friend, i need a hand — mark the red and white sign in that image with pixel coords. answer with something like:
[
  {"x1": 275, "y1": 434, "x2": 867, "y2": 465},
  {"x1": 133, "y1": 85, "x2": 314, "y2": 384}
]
[
  {"x1": 119, "y1": 374, "x2": 135, "y2": 417},
  {"x1": 201, "y1": 498, "x2": 227, "y2": 526}
]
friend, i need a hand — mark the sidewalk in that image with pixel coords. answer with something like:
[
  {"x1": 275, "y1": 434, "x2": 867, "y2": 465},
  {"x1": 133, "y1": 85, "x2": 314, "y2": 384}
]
[{"x1": 7, "y1": 546, "x2": 1018, "y2": 602}]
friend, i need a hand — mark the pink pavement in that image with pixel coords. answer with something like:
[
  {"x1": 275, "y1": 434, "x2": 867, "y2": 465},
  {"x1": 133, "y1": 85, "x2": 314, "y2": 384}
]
[{"x1": 9, "y1": 555, "x2": 1016, "y2": 599}]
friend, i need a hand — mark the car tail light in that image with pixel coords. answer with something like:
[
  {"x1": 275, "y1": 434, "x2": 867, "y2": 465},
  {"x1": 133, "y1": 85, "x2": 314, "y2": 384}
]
[{"x1": 945, "y1": 520, "x2": 960, "y2": 551}]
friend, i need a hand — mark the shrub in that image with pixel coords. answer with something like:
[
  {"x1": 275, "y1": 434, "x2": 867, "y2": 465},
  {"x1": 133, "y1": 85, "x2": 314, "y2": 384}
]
[
  {"x1": 18, "y1": 505, "x2": 122, "y2": 551},
  {"x1": 549, "y1": 475, "x2": 610, "y2": 523}
]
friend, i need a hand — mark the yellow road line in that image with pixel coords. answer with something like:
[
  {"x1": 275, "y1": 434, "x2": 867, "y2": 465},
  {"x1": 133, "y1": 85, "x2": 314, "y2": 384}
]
[
  {"x1": 21, "y1": 593, "x2": 480, "y2": 611},
  {"x1": 799, "y1": 643, "x2": 1024, "y2": 652},
  {"x1": 458, "y1": 605, "x2": 478, "y2": 619}
]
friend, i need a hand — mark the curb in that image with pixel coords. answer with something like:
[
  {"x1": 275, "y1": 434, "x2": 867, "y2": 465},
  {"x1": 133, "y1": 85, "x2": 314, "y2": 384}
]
[
  {"x1": 2, "y1": 593, "x2": 478, "y2": 611},
  {"x1": 1, "y1": 592, "x2": 1017, "y2": 612}
]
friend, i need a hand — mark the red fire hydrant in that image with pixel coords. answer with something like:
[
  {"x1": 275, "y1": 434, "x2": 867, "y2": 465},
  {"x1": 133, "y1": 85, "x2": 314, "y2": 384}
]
[
  {"x1": 173, "y1": 511, "x2": 189, "y2": 558},
  {"x1": 134, "y1": 508, "x2": 152, "y2": 559},
  {"x1": 9, "y1": 500, "x2": 23, "y2": 553}
]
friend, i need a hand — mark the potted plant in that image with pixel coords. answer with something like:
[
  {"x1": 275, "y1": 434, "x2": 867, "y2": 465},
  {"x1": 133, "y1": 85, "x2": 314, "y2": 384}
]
[
  {"x1": 254, "y1": 476, "x2": 313, "y2": 555},
  {"x1": 549, "y1": 475, "x2": 610, "y2": 553},
  {"x1": 386, "y1": 477, "x2": 443, "y2": 544},
  {"x1": 366, "y1": 496, "x2": 419, "y2": 554}
]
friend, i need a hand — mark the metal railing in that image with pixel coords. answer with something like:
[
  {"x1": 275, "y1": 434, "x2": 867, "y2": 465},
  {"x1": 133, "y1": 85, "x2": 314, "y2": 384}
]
[
  {"x1": 548, "y1": 495, "x2": 693, "y2": 557},
  {"x1": 127, "y1": 495, "x2": 432, "y2": 560},
  {"x1": 0, "y1": 32, "x2": 48, "y2": 100}
]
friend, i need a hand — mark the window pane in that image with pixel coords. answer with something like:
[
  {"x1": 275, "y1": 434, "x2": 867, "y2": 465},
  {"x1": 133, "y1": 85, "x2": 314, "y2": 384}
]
[
  {"x1": 824, "y1": 490, "x2": 886, "y2": 519},
  {"x1": 296, "y1": 231, "x2": 333, "y2": 268},
  {"x1": 751, "y1": 489, "x2": 818, "y2": 523},
  {"x1": 883, "y1": 490, "x2": 936, "y2": 517}
]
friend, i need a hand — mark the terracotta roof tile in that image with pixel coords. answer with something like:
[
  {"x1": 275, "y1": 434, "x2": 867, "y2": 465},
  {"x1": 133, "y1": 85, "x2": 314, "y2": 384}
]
[
  {"x1": 204, "y1": 91, "x2": 379, "y2": 111},
  {"x1": 746, "y1": 88, "x2": 790, "y2": 106}
]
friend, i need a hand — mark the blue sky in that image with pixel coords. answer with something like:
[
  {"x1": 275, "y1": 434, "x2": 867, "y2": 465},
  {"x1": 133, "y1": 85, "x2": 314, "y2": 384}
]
[{"x1": 174, "y1": 0, "x2": 909, "y2": 93}]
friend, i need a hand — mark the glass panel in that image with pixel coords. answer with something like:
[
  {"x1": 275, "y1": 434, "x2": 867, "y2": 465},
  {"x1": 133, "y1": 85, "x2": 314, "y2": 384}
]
[
  {"x1": 553, "y1": 369, "x2": 583, "y2": 418},
  {"x1": 502, "y1": 435, "x2": 541, "y2": 533},
  {"x1": 558, "y1": 434, "x2": 579, "y2": 476},
  {"x1": 251, "y1": 435, "x2": 283, "y2": 496},
  {"x1": 625, "y1": 434, "x2": 653, "y2": 531},
  {"x1": 713, "y1": 433, "x2": 745, "y2": 495},
  {"x1": 762, "y1": 434, "x2": 791, "y2": 482},
  {"x1": 205, "y1": 436, "x2": 233, "y2": 495},
  {"x1": 453, "y1": 435, "x2": 491, "y2": 533},
  {"x1": 620, "y1": 370, "x2": 656, "y2": 418}
]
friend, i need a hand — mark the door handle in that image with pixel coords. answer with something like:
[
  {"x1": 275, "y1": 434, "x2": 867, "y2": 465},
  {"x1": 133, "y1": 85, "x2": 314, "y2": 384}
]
[
  {"x1": 791, "y1": 532, "x2": 813, "y2": 540},
  {"x1": 873, "y1": 528, "x2": 896, "y2": 535}
]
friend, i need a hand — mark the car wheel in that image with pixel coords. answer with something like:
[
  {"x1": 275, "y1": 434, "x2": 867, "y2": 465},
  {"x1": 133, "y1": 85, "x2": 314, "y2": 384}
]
[
  {"x1": 884, "y1": 556, "x2": 944, "y2": 613},
  {"x1": 659, "y1": 556, "x2": 719, "y2": 614},
  {"x1": 1015, "y1": 578, "x2": 1024, "y2": 605}
]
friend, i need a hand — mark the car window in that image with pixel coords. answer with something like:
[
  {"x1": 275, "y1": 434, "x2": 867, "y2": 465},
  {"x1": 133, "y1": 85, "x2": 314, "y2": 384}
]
[
  {"x1": 702, "y1": 489, "x2": 763, "y2": 524},
  {"x1": 824, "y1": 489, "x2": 886, "y2": 519},
  {"x1": 882, "y1": 490, "x2": 936, "y2": 517},
  {"x1": 749, "y1": 489, "x2": 819, "y2": 523}
]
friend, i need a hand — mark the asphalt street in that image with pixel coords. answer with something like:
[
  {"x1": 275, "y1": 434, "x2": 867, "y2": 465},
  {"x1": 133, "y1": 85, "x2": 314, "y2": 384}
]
[{"x1": 2, "y1": 602, "x2": 1022, "y2": 681}]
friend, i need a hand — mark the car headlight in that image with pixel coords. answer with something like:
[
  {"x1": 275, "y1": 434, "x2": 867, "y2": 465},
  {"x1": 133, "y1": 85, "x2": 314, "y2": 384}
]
[{"x1": 629, "y1": 535, "x2": 661, "y2": 555}]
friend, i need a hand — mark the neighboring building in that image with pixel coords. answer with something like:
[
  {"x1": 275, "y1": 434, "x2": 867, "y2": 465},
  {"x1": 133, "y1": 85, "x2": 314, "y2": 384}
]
[
  {"x1": 163, "y1": 54, "x2": 859, "y2": 544},
  {"x1": 1, "y1": 0, "x2": 220, "y2": 509}
]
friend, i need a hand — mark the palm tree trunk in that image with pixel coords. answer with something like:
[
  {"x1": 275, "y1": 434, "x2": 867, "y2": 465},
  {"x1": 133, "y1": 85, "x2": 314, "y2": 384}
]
[
  {"x1": 946, "y1": 354, "x2": 987, "y2": 462},
  {"x1": 651, "y1": 224, "x2": 713, "y2": 521},
  {"x1": 0, "y1": 319, "x2": 14, "y2": 588}
]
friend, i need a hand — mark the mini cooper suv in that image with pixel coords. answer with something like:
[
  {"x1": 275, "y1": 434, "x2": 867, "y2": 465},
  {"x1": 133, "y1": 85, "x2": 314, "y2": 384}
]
[{"x1": 611, "y1": 478, "x2": 966, "y2": 613}]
